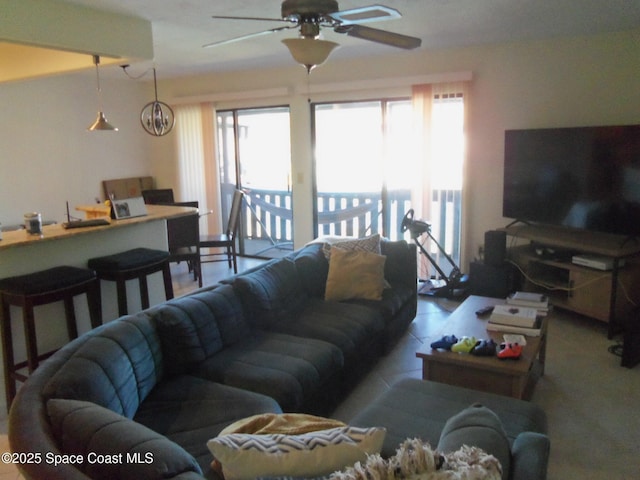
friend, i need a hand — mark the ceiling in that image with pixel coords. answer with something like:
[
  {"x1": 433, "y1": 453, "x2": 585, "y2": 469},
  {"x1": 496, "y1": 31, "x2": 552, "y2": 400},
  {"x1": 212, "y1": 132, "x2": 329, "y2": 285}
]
[{"x1": 47, "y1": 0, "x2": 640, "y2": 78}]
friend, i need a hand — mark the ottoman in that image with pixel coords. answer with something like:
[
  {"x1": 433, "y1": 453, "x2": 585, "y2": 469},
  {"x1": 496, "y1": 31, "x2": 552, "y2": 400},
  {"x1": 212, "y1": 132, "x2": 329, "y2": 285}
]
[{"x1": 349, "y1": 378, "x2": 549, "y2": 480}]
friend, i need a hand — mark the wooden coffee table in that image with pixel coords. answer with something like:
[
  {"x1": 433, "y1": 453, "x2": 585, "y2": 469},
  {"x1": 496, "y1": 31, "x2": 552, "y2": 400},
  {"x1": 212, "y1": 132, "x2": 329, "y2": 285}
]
[{"x1": 416, "y1": 295, "x2": 548, "y2": 400}]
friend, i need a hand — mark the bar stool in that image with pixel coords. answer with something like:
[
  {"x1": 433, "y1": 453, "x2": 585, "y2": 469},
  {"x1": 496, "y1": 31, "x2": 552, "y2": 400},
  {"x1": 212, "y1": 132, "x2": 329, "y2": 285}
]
[
  {"x1": 88, "y1": 247, "x2": 174, "y2": 317},
  {"x1": 0, "y1": 266, "x2": 102, "y2": 410}
]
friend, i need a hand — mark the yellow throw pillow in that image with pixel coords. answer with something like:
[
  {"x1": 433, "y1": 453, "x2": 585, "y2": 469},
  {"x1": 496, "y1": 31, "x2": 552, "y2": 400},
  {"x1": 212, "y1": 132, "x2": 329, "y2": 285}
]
[
  {"x1": 325, "y1": 246, "x2": 386, "y2": 302},
  {"x1": 219, "y1": 413, "x2": 346, "y2": 436}
]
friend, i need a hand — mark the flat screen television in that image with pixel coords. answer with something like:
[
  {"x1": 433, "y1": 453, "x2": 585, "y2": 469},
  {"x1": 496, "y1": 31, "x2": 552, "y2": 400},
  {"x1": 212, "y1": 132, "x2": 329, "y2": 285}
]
[{"x1": 503, "y1": 124, "x2": 640, "y2": 237}]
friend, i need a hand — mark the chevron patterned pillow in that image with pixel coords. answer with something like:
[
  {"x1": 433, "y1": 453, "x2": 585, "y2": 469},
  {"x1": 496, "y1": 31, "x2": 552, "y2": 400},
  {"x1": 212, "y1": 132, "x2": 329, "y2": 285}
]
[
  {"x1": 207, "y1": 425, "x2": 386, "y2": 480},
  {"x1": 321, "y1": 234, "x2": 382, "y2": 260}
]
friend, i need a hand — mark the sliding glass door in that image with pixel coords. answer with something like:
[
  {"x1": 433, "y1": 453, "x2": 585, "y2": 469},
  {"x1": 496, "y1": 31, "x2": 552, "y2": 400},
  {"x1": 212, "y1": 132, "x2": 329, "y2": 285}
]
[
  {"x1": 217, "y1": 106, "x2": 293, "y2": 258},
  {"x1": 313, "y1": 100, "x2": 414, "y2": 240},
  {"x1": 313, "y1": 94, "x2": 465, "y2": 278}
]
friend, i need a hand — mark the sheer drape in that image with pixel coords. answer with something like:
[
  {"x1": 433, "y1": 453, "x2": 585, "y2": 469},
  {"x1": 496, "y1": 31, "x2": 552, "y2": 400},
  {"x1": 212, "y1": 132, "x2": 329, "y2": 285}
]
[
  {"x1": 411, "y1": 84, "x2": 433, "y2": 224},
  {"x1": 174, "y1": 103, "x2": 222, "y2": 235},
  {"x1": 411, "y1": 82, "x2": 469, "y2": 279}
]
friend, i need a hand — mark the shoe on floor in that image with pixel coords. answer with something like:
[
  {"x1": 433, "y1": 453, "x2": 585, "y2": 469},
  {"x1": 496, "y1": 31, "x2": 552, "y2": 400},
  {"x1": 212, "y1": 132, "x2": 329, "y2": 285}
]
[
  {"x1": 497, "y1": 342, "x2": 522, "y2": 359},
  {"x1": 451, "y1": 336, "x2": 479, "y2": 354},
  {"x1": 430, "y1": 334, "x2": 458, "y2": 350},
  {"x1": 472, "y1": 339, "x2": 498, "y2": 356}
]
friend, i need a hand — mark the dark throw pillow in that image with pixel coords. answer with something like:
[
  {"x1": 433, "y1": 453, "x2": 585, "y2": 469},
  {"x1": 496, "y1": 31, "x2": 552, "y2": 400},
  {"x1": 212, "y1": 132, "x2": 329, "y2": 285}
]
[{"x1": 437, "y1": 404, "x2": 511, "y2": 480}]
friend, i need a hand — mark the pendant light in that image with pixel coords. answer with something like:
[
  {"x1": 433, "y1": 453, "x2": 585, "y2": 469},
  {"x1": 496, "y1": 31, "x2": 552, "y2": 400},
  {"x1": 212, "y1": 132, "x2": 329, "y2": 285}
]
[
  {"x1": 140, "y1": 67, "x2": 175, "y2": 136},
  {"x1": 87, "y1": 55, "x2": 118, "y2": 132}
]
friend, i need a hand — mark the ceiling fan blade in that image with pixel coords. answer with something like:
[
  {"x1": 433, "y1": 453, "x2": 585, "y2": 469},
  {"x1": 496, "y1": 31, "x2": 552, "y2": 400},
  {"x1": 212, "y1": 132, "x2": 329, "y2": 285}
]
[
  {"x1": 211, "y1": 15, "x2": 288, "y2": 23},
  {"x1": 335, "y1": 24, "x2": 421, "y2": 49},
  {"x1": 329, "y1": 5, "x2": 401, "y2": 25},
  {"x1": 203, "y1": 25, "x2": 296, "y2": 49}
]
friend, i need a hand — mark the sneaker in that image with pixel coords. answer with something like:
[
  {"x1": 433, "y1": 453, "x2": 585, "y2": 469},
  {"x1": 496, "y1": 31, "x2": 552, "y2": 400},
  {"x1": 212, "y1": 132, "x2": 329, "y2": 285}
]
[
  {"x1": 451, "y1": 336, "x2": 479, "y2": 354},
  {"x1": 497, "y1": 342, "x2": 522, "y2": 359},
  {"x1": 430, "y1": 335, "x2": 458, "y2": 350},
  {"x1": 472, "y1": 339, "x2": 498, "y2": 356}
]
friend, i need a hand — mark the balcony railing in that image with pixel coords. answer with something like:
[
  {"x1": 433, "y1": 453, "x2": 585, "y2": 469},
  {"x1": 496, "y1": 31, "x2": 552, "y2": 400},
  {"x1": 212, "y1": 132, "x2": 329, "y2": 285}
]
[
  {"x1": 316, "y1": 190, "x2": 414, "y2": 240},
  {"x1": 233, "y1": 186, "x2": 461, "y2": 263}
]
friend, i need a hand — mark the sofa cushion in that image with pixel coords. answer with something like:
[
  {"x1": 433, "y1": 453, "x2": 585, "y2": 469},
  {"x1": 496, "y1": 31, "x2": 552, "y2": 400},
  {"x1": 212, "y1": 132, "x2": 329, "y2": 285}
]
[
  {"x1": 292, "y1": 243, "x2": 329, "y2": 298},
  {"x1": 47, "y1": 398, "x2": 202, "y2": 480},
  {"x1": 42, "y1": 314, "x2": 163, "y2": 418},
  {"x1": 232, "y1": 258, "x2": 309, "y2": 330},
  {"x1": 437, "y1": 404, "x2": 511, "y2": 480},
  {"x1": 207, "y1": 425, "x2": 386, "y2": 480},
  {"x1": 271, "y1": 299, "x2": 385, "y2": 373},
  {"x1": 155, "y1": 285, "x2": 251, "y2": 375},
  {"x1": 346, "y1": 284, "x2": 415, "y2": 320},
  {"x1": 324, "y1": 246, "x2": 387, "y2": 302},
  {"x1": 135, "y1": 375, "x2": 282, "y2": 475},
  {"x1": 194, "y1": 332, "x2": 343, "y2": 412}
]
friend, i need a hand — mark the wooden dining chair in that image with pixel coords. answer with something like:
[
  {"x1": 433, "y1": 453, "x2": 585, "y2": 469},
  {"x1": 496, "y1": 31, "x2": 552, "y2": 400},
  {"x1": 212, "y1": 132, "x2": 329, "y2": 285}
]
[
  {"x1": 166, "y1": 201, "x2": 202, "y2": 287},
  {"x1": 142, "y1": 189, "x2": 175, "y2": 205},
  {"x1": 200, "y1": 190, "x2": 244, "y2": 273}
]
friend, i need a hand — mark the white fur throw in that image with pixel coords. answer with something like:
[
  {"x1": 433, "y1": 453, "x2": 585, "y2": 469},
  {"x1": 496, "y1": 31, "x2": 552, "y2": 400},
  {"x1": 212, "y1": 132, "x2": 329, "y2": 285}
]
[{"x1": 330, "y1": 438, "x2": 502, "y2": 480}]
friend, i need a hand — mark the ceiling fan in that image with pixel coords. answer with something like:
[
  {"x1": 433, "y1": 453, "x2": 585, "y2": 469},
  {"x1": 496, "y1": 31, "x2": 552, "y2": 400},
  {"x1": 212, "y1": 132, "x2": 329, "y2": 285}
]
[{"x1": 204, "y1": 0, "x2": 422, "y2": 70}]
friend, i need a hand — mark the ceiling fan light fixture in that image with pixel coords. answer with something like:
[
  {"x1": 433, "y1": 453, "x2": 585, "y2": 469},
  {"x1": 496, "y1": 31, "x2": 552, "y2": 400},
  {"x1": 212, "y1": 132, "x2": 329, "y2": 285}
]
[{"x1": 282, "y1": 37, "x2": 339, "y2": 72}]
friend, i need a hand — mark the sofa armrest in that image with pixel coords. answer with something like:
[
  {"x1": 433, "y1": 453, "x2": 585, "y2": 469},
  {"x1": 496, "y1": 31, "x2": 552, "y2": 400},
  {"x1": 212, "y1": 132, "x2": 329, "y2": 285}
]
[
  {"x1": 46, "y1": 399, "x2": 203, "y2": 480},
  {"x1": 381, "y1": 240, "x2": 417, "y2": 288},
  {"x1": 510, "y1": 432, "x2": 550, "y2": 480}
]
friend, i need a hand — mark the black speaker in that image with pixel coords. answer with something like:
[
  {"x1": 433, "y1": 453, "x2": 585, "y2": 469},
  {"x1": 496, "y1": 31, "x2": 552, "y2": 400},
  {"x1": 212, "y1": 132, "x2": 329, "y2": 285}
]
[
  {"x1": 469, "y1": 261, "x2": 517, "y2": 298},
  {"x1": 484, "y1": 230, "x2": 506, "y2": 267},
  {"x1": 622, "y1": 308, "x2": 640, "y2": 368}
]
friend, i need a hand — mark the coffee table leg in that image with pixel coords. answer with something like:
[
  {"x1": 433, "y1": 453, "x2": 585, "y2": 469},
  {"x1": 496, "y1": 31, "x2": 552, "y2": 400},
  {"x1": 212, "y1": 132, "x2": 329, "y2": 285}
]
[
  {"x1": 512, "y1": 376, "x2": 526, "y2": 399},
  {"x1": 422, "y1": 359, "x2": 430, "y2": 380},
  {"x1": 539, "y1": 332, "x2": 547, "y2": 376}
]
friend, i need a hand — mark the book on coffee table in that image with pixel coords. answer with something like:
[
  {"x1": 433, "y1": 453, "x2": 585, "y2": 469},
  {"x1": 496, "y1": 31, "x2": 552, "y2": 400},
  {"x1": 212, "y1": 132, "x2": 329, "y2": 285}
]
[
  {"x1": 486, "y1": 317, "x2": 543, "y2": 337},
  {"x1": 506, "y1": 291, "x2": 549, "y2": 309},
  {"x1": 489, "y1": 304, "x2": 539, "y2": 328}
]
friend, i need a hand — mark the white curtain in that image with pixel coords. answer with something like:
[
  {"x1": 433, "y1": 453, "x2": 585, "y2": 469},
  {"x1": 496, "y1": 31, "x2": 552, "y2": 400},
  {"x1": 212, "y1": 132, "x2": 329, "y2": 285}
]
[
  {"x1": 174, "y1": 103, "x2": 222, "y2": 235},
  {"x1": 411, "y1": 82, "x2": 469, "y2": 280}
]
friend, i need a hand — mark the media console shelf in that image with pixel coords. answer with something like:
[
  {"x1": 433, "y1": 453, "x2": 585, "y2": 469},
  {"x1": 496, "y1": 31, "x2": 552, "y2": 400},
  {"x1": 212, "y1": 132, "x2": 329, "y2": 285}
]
[{"x1": 502, "y1": 225, "x2": 640, "y2": 338}]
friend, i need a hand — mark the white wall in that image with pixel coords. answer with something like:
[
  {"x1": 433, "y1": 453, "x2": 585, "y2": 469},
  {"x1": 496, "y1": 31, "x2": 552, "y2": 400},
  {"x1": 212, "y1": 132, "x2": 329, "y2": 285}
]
[
  {"x1": 0, "y1": 70, "x2": 154, "y2": 227},
  {"x1": 157, "y1": 28, "x2": 640, "y2": 267}
]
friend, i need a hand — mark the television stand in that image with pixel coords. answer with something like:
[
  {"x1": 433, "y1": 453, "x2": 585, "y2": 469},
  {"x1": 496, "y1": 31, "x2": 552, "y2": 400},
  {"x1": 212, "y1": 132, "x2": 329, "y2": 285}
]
[{"x1": 502, "y1": 225, "x2": 640, "y2": 339}]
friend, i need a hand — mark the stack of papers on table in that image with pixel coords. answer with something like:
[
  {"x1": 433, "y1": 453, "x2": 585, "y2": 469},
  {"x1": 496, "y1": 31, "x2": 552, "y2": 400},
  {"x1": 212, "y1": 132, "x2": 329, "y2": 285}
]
[
  {"x1": 506, "y1": 291, "x2": 550, "y2": 313},
  {"x1": 487, "y1": 304, "x2": 542, "y2": 336}
]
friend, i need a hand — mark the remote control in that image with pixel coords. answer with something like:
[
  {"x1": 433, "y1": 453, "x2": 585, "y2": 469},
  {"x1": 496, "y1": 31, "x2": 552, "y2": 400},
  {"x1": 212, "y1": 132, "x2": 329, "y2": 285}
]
[{"x1": 475, "y1": 306, "x2": 494, "y2": 316}]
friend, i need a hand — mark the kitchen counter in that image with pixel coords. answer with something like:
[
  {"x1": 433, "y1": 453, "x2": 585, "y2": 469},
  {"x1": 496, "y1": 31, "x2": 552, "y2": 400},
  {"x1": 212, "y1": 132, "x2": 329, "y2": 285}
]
[{"x1": 0, "y1": 204, "x2": 195, "y2": 251}]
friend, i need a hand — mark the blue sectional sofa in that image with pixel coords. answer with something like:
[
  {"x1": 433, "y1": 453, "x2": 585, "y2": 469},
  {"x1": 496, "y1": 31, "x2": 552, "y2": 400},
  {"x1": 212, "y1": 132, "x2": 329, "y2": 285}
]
[
  {"x1": 9, "y1": 238, "x2": 417, "y2": 479},
  {"x1": 8, "y1": 238, "x2": 549, "y2": 480}
]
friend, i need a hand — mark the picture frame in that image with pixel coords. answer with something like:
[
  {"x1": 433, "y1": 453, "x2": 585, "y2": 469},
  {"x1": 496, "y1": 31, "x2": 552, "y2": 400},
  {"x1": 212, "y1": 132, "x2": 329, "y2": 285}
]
[{"x1": 111, "y1": 197, "x2": 148, "y2": 220}]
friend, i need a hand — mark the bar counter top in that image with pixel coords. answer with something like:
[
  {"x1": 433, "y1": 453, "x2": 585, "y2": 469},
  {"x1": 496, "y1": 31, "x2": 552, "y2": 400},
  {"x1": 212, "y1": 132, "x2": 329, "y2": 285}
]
[{"x1": 0, "y1": 204, "x2": 195, "y2": 251}]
